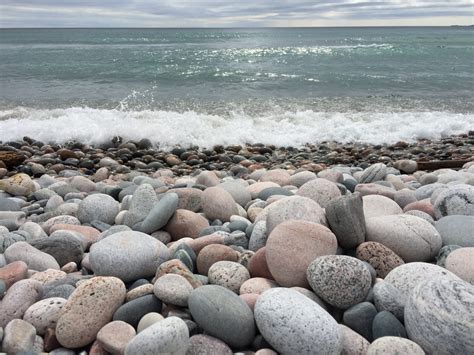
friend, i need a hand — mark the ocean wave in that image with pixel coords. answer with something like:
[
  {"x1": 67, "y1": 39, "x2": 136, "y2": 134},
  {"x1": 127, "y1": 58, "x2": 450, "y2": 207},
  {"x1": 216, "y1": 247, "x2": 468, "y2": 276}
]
[{"x1": 0, "y1": 107, "x2": 472, "y2": 149}]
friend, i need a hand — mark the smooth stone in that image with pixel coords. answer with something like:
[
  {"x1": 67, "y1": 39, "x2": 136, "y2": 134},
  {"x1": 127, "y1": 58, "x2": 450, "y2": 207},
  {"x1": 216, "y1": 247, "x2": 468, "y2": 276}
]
[
  {"x1": 137, "y1": 312, "x2": 164, "y2": 333},
  {"x1": 356, "y1": 242, "x2": 404, "y2": 278},
  {"x1": 196, "y1": 244, "x2": 239, "y2": 275},
  {"x1": 372, "y1": 311, "x2": 406, "y2": 340},
  {"x1": 394, "y1": 189, "x2": 418, "y2": 208},
  {"x1": 30, "y1": 269, "x2": 67, "y2": 284},
  {"x1": 363, "y1": 195, "x2": 403, "y2": 219},
  {"x1": 43, "y1": 284, "x2": 75, "y2": 300},
  {"x1": 208, "y1": 260, "x2": 250, "y2": 293},
  {"x1": 289, "y1": 171, "x2": 317, "y2": 188},
  {"x1": 0, "y1": 173, "x2": 35, "y2": 196},
  {"x1": 366, "y1": 214, "x2": 442, "y2": 262},
  {"x1": 263, "y1": 196, "x2": 326, "y2": 233},
  {"x1": 0, "y1": 279, "x2": 43, "y2": 327},
  {"x1": 257, "y1": 187, "x2": 294, "y2": 200},
  {"x1": 0, "y1": 260, "x2": 28, "y2": 288},
  {"x1": 373, "y1": 281, "x2": 406, "y2": 321},
  {"x1": 325, "y1": 192, "x2": 366, "y2": 249},
  {"x1": 89, "y1": 231, "x2": 169, "y2": 282},
  {"x1": 394, "y1": 159, "x2": 418, "y2": 174},
  {"x1": 137, "y1": 192, "x2": 178, "y2": 234},
  {"x1": 246, "y1": 181, "x2": 280, "y2": 199},
  {"x1": 4, "y1": 242, "x2": 60, "y2": 271},
  {"x1": 307, "y1": 255, "x2": 372, "y2": 309},
  {"x1": 55, "y1": 276, "x2": 126, "y2": 349},
  {"x1": 343, "y1": 302, "x2": 377, "y2": 341},
  {"x1": 435, "y1": 215, "x2": 474, "y2": 247},
  {"x1": 154, "y1": 259, "x2": 202, "y2": 289},
  {"x1": 355, "y1": 183, "x2": 395, "y2": 199},
  {"x1": 296, "y1": 178, "x2": 341, "y2": 208},
  {"x1": 366, "y1": 337, "x2": 425, "y2": 355},
  {"x1": 255, "y1": 288, "x2": 342, "y2": 355},
  {"x1": 69, "y1": 176, "x2": 96, "y2": 193},
  {"x1": 168, "y1": 188, "x2": 203, "y2": 212},
  {"x1": 126, "y1": 283, "x2": 154, "y2": 301},
  {"x1": 19, "y1": 221, "x2": 48, "y2": 239},
  {"x1": 77, "y1": 194, "x2": 119, "y2": 225},
  {"x1": 201, "y1": 186, "x2": 238, "y2": 222},
  {"x1": 259, "y1": 169, "x2": 291, "y2": 186},
  {"x1": 340, "y1": 324, "x2": 370, "y2": 355},
  {"x1": 2, "y1": 319, "x2": 36, "y2": 354},
  {"x1": 240, "y1": 277, "x2": 278, "y2": 295},
  {"x1": 0, "y1": 197, "x2": 21, "y2": 211},
  {"x1": 166, "y1": 209, "x2": 210, "y2": 240},
  {"x1": 445, "y1": 247, "x2": 474, "y2": 283},
  {"x1": 384, "y1": 262, "x2": 461, "y2": 298},
  {"x1": 218, "y1": 181, "x2": 252, "y2": 207},
  {"x1": 30, "y1": 236, "x2": 84, "y2": 267},
  {"x1": 266, "y1": 220, "x2": 337, "y2": 287},
  {"x1": 405, "y1": 278, "x2": 474, "y2": 354},
  {"x1": 188, "y1": 285, "x2": 255, "y2": 348},
  {"x1": 0, "y1": 280, "x2": 5, "y2": 299},
  {"x1": 404, "y1": 209, "x2": 435, "y2": 224},
  {"x1": 124, "y1": 316, "x2": 189, "y2": 355},
  {"x1": 0, "y1": 211, "x2": 26, "y2": 231},
  {"x1": 433, "y1": 184, "x2": 474, "y2": 219},
  {"x1": 153, "y1": 274, "x2": 193, "y2": 307},
  {"x1": 248, "y1": 220, "x2": 267, "y2": 252},
  {"x1": 42, "y1": 215, "x2": 81, "y2": 234},
  {"x1": 23, "y1": 297, "x2": 67, "y2": 335},
  {"x1": 248, "y1": 247, "x2": 274, "y2": 280},
  {"x1": 187, "y1": 334, "x2": 233, "y2": 355},
  {"x1": 113, "y1": 294, "x2": 162, "y2": 328},
  {"x1": 96, "y1": 320, "x2": 136, "y2": 355},
  {"x1": 196, "y1": 171, "x2": 220, "y2": 187},
  {"x1": 359, "y1": 163, "x2": 387, "y2": 183},
  {"x1": 122, "y1": 184, "x2": 158, "y2": 227}
]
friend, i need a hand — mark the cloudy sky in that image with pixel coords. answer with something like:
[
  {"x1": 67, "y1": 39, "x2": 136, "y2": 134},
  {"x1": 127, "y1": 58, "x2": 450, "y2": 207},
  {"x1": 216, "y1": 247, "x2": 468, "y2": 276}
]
[{"x1": 0, "y1": 0, "x2": 472, "y2": 27}]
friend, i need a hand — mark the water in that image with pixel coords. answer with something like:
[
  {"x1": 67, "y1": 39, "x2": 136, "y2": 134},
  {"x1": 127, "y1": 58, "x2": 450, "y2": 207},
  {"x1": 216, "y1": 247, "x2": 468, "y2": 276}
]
[{"x1": 0, "y1": 27, "x2": 473, "y2": 148}]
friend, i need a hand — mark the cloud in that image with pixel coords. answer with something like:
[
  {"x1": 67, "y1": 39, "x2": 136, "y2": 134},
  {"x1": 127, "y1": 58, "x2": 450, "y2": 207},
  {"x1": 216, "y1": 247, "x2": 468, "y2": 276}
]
[{"x1": 0, "y1": 0, "x2": 472, "y2": 27}]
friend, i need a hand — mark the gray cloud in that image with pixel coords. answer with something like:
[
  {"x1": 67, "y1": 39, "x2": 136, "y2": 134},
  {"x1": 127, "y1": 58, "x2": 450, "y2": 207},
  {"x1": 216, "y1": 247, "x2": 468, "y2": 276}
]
[{"x1": 0, "y1": 0, "x2": 472, "y2": 27}]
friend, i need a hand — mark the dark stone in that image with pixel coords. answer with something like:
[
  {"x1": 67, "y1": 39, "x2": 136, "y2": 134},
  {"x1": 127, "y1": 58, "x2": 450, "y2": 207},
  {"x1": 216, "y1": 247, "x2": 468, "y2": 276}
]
[
  {"x1": 30, "y1": 236, "x2": 84, "y2": 267},
  {"x1": 343, "y1": 301, "x2": 377, "y2": 341},
  {"x1": 228, "y1": 220, "x2": 249, "y2": 233},
  {"x1": 257, "y1": 187, "x2": 294, "y2": 201},
  {"x1": 372, "y1": 311, "x2": 407, "y2": 340},
  {"x1": 42, "y1": 284, "x2": 76, "y2": 300},
  {"x1": 113, "y1": 294, "x2": 162, "y2": 328}
]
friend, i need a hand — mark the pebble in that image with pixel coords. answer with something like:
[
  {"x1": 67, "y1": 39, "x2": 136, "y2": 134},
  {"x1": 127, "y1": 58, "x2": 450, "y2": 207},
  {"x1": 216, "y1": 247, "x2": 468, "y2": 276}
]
[
  {"x1": 362, "y1": 195, "x2": 403, "y2": 219},
  {"x1": 89, "y1": 231, "x2": 169, "y2": 282},
  {"x1": 296, "y1": 178, "x2": 341, "y2": 208},
  {"x1": 255, "y1": 288, "x2": 342, "y2": 355},
  {"x1": 359, "y1": 163, "x2": 387, "y2": 183},
  {"x1": 266, "y1": 220, "x2": 337, "y2": 287},
  {"x1": 339, "y1": 324, "x2": 370, "y2": 355},
  {"x1": 356, "y1": 242, "x2": 404, "y2": 278},
  {"x1": 187, "y1": 334, "x2": 233, "y2": 355},
  {"x1": 218, "y1": 181, "x2": 252, "y2": 207},
  {"x1": 4, "y1": 241, "x2": 60, "y2": 271},
  {"x1": 343, "y1": 302, "x2": 377, "y2": 341},
  {"x1": 366, "y1": 337, "x2": 425, "y2": 355},
  {"x1": 124, "y1": 316, "x2": 189, "y2": 355},
  {"x1": 55, "y1": 276, "x2": 126, "y2": 348},
  {"x1": 372, "y1": 311, "x2": 407, "y2": 340},
  {"x1": 0, "y1": 279, "x2": 43, "y2": 327},
  {"x1": 1, "y1": 319, "x2": 36, "y2": 354},
  {"x1": 77, "y1": 194, "x2": 119, "y2": 225},
  {"x1": 202, "y1": 186, "x2": 239, "y2": 222},
  {"x1": 153, "y1": 274, "x2": 193, "y2": 306},
  {"x1": 435, "y1": 215, "x2": 474, "y2": 246},
  {"x1": 208, "y1": 260, "x2": 250, "y2": 293},
  {"x1": 23, "y1": 297, "x2": 67, "y2": 335},
  {"x1": 188, "y1": 285, "x2": 255, "y2": 348},
  {"x1": 372, "y1": 281, "x2": 406, "y2": 321},
  {"x1": 240, "y1": 277, "x2": 278, "y2": 295},
  {"x1": 405, "y1": 278, "x2": 474, "y2": 354},
  {"x1": 169, "y1": 187, "x2": 203, "y2": 212},
  {"x1": 307, "y1": 255, "x2": 372, "y2": 309},
  {"x1": 165, "y1": 209, "x2": 210, "y2": 240},
  {"x1": 96, "y1": 320, "x2": 136, "y2": 355},
  {"x1": 445, "y1": 247, "x2": 474, "y2": 283},
  {"x1": 122, "y1": 184, "x2": 158, "y2": 226},
  {"x1": 30, "y1": 235, "x2": 84, "y2": 267},
  {"x1": 0, "y1": 173, "x2": 36, "y2": 196},
  {"x1": 247, "y1": 247, "x2": 274, "y2": 280},
  {"x1": 0, "y1": 260, "x2": 28, "y2": 288},
  {"x1": 433, "y1": 184, "x2": 474, "y2": 219},
  {"x1": 113, "y1": 294, "x2": 162, "y2": 328},
  {"x1": 137, "y1": 192, "x2": 178, "y2": 234},
  {"x1": 196, "y1": 244, "x2": 239, "y2": 275}
]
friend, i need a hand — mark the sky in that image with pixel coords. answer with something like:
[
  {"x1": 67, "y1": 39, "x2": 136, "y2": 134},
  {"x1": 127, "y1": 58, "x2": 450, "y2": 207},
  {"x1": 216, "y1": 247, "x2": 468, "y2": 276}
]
[{"x1": 0, "y1": 0, "x2": 473, "y2": 28}]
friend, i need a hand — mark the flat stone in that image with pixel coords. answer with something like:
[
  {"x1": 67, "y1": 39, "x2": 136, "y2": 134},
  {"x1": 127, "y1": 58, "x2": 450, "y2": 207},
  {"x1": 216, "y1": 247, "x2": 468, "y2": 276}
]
[
  {"x1": 113, "y1": 294, "x2": 162, "y2": 328},
  {"x1": 296, "y1": 178, "x2": 341, "y2": 208},
  {"x1": 307, "y1": 255, "x2": 372, "y2": 309},
  {"x1": 165, "y1": 209, "x2": 209, "y2": 240},
  {"x1": 124, "y1": 316, "x2": 189, "y2": 355},
  {"x1": 384, "y1": 262, "x2": 461, "y2": 298},
  {"x1": 435, "y1": 215, "x2": 474, "y2": 247},
  {"x1": 363, "y1": 195, "x2": 402, "y2": 219},
  {"x1": 137, "y1": 192, "x2": 178, "y2": 234},
  {"x1": 255, "y1": 288, "x2": 342, "y2": 355},
  {"x1": 208, "y1": 260, "x2": 250, "y2": 293},
  {"x1": 366, "y1": 214, "x2": 442, "y2": 262},
  {"x1": 23, "y1": 297, "x2": 67, "y2": 335},
  {"x1": 366, "y1": 337, "x2": 425, "y2": 355},
  {"x1": 0, "y1": 279, "x2": 42, "y2": 327},
  {"x1": 96, "y1": 320, "x2": 136, "y2": 355},
  {"x1": 325, "y1": 193, "x2": 366, "y2": 249},
  {"x1": 343, "y1": 302, "x2": 377, "y2": 341},
  {"x1": 433, "y1": 184, "x2": 474, "y2": 219},
  {"x1": 77, "y1": 194, "x2": 119, "y2": 225},
  {"x1": 202, "y1": 186, "x2": 238, "y2": 222},
  {"x1": 266, "y1": 220, "x2": 337, "y2": 287},
  {"x1": 4, "y1": 241, "x2": 60, "y2": 271},
  {"x1": 405, "y1": 278, "x2": 474, "y2": 354},
  {"x1": 188, "y1": 285, "x2": 255, "y2": 348},
  {"x1": 187, "y1": 334, "x2": 233, "y2": 355},
  {"x1": 356, "y1": 242, "x2": 404, "y2": 278},
  {"x1": 89, "y1": 231, "x2": 169, "y2": 282},
  {"x1": 2, "y1": 319, "x2": 36, "y2": 354},
  {"x1": 340, "y1": 324, "x2": 370, "y2": 355},
  {"x1": 153, "y1": 274, "x2": 193, "y2": 307},
  {"x1": 55, "y1": 277, "x2": 125, "y2": 349}
]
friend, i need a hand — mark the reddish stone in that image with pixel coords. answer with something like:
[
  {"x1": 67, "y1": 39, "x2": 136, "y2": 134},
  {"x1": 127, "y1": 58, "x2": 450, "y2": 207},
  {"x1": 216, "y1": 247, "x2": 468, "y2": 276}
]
[
  {"x1": 403, "y1": 199, "x2": 435, "y2": 218},
  {"x1": 248, "y1": 248, "x2": 274, "y2": 280},
  {"x1": 165, "y1": 209, "x2": 209, "y2": 240},
  {"x1": 356, "y1": 241, "x2": 405, "y2": 278},
  {"x1": 49, "y1": 224, "x2": 100, "y2": 247},
  {"x1": 187, "y1": 233, "x2": 225, "y2": 254},
  {"x1": 196, "y1": 244, "x2": 239, "y2": 275},
  {"x1": 43, "y1": 328, "x2": 61, "y2": 352},
  {"x1": 154, "y1": 259, "x2": 202, "y2": 289},
  {"x1": 0, "y1": 260, "x2": 28, "y2": 288},
  {"x1": 239, "y1": 293, "x2": 259, "y2": 311}
]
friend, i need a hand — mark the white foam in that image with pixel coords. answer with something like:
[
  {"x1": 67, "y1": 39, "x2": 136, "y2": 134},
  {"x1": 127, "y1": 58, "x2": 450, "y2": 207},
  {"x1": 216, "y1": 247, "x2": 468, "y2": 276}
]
[{"x1": 0, "y1": 107, "x2": 472, "y2": 149}]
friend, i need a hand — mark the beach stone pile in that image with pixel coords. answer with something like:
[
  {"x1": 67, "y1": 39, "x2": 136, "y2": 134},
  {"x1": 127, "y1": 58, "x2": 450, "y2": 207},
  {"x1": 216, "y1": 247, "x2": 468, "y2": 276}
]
[{"x1": 0, "y1": 136, "x2": 473, "y2": 354}]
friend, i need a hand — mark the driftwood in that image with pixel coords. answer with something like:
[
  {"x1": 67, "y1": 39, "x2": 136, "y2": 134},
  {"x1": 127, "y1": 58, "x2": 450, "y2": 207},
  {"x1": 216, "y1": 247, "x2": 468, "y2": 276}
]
[
  {"x1": 416, "y1": 160, "x2": 471, "y2": 171},
  {"x1": 0, "y1": 151, "x2": 26, "y2": 168}
]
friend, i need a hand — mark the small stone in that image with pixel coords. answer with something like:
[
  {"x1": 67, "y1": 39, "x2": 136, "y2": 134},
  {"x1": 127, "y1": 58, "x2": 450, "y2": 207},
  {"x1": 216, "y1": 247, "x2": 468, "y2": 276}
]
[
  {"x1": 0, "y1": 173, "x2": 35, "y2": 196},
  {"x1": 124, "y1": 316, "x2": 189, "y2": 355},
  {"x1": 137, "y1": 192, "x2": 178, "y2": 234},
  {"x1": 356, "y1": 242, "x2": 404, "y2": 278},
  {"x1": 77, "y1": 194, "x2": 119, "y2": 225},
  {"x1": 153, "y1": 274, "x2": 193, "y2": 307},
  {"x1": 208, "y1": 260, "x2": 250, "y2": 293},
  {"x1": 113, "y1": 294, "x2": 162, "y2": 328},
  {"x1": 296, "y1": 178, "x2": 341, "y2": 208},
  {"x1": 122, "y1": 184, "x2": 158, "y2": 227},
  {"x1": 196, "y1": 171, "x2": 220, "y2": 187},
  {"x1": 366, "y1": 337, "x2": 425, "y2": 355},
  {"x1": 202, "y1": 186, "x2": 238, "y2": 222},
  {"x1": 259, "y1": 169, "x2": 291, "y2": 186},
  {"x1": 240, "y1": 277, "x2": 278, "y2": 295},
  {"x1": 4, "y1": 242, "x2": 60, "y2": 271},
  {"x1": 445, "y1": 247, "x2": 474, "y2": 284},
  {"x1": 23, "y1": 297, "x2": 67, "y2": 335},
  {"x1": 165, "y1": 209, "x2": 210, "y2": 240},
  {"x1": 248, "y1": 247, "x2": 274, "y2": 280},
  {"x1": 218, "y1": 181, "x2": 252, "y2": 207},
  {"x1": 433, "y1": 184, "x2": 474, "y2": 219},
  {"x1": 435, "y1": 215, "x2": 474, "y2": 247},
  {"x1": 30, "y1": 236, "x2": 84, "y2": 267},
  {"x1": 168, "y1": 188, "x2": 203, "y2": 212},
  {"x1": 343, "y1": 302, "x2": 377, "y2": 341},
  {"x1": 373, "y1": 281, "x2": 406, "y2": 321},
  {"x1": 187, "y1": 334, "x2": 233, "y2": 355},
  {"x1": 394, "y1": 159, "x2": 418, "y2": 174},
  {"x1": 2, "y1": 319, "x2": 36, "y2": 354},
  {"x1": 96, "y1": 320, "x2": 136, "y2": 355},
  {"x1": 372, "y1": 311, "x2": 406, "y2": 340},
  {"x1": 359, "y1": 163, "x2": 387, "y2": 183},
  {"x1": 0, "y1": 260, "x2": 28, "y2": 288},
  {"x1": 137, "y1": 312, "x2": 164, "y2": 333},
  {"x1": 307, "y1": 255, "x2": 372, "y2": 309},
  {"x1": 196, "y1": 244, "x2": 239, "y2": 275}
]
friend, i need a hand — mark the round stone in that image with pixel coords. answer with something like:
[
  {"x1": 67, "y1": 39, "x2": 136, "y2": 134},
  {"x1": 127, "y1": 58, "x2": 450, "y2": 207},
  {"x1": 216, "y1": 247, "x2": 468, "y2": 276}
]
[
  {"x1": 187, "y1": 334, "x2": 233, "y2": 355},
  {"x1": 113, "y1": 294, "x2": 162, "y2": 328},
  {"x1": 23, "y1": 297, "x2": 67, "y2": 335},
  {"x1": 259, "y1": 169, "x2": 291, "y2": 186},
  {"x1": 188, "y1": 285, "x2": 255, "y2": 348},
  {"x1": 4, "y1": 241, "x2": 60, "y2": 271},
  {"x1": 359, "y1": 163, "x2": 387, "y2": 183},
  {"x1": 433, "y1": 184, "x2": 474, "y2": 219},
  {"x1": 0, "y1": 173, "x2": 35, "y2": 196},
  {"x1": 124, "y1": 316, "x2": 189, "y2": 355},
  {"x1": 366, "y1": 337, "x2": 424, "y2": 355},
  {"x1": 153, "y1": 274, "x2": 193, "y2": 307},
  {"x1": 208, "y1": 261, "x2": 250, "y2": 293},
  {"x1": 137, "y1": 312, "x2": 164, "y2": 333},
  {"x1": 363, "y1": 195, "x2": 403, "y2": 219},
  {"x1": 96, "y1": 320, "x2": 136, "y2": 355},
  {"x1": 0, "y1": 260, "x2": 28, "y2": 288},
  {"x1": 218, "y1": 181, "x2": 251, "y2": 207},
  {"x1": 289, "y1": 171, "x2": 317, "y2": 188},
  {"x1": 165, "y1": 209, "x2": 210, "y2": 240},
  {"x1": 405, "y1": 278, "x2": 474, "y2": 354},
  {"x1": 56, "y1": 276, "x2": 126, "y2": 349},
  {"x1": 307, "y1": 255, "x2": 372, "y2": 309},
  {"x1": 366, "y1": 214, "x2": 442, "y2": 262},
  {"x1": 89, "y1": 231, "x2": 169, "y2": 283},
  {"x1": 248, "y1": 247, "x2": 274, "y2": 280},
  {"x1": 168, "y1": 187, "x2": 203, "y2": 212},
  {"x1": 266, "y1": 220, "x2": 337, "y2": 287},
  {"x1": 240, "y1": 277, "x2": 278, "y2": 295},
  {"x1": 435, "y1": 215, "x2": 474, "y2": 247},
  {"x1": 296, "y1": 178, "x2": 341, "y2": 208},
  {"x1": 342, "y1": 302, "x2": 377, "y2": 341},
  {"x1": 372, "y1": 311, "x2": 406, "y2": 340},
  {"x1": 1, "y1": 319, "x2": 36, "y2": 354},
  {"x1": 255, "y1": 288, "x2": 342, "y2": 354},
  {"x1": 384, "y1": 262, "x2": 461, "y2": 298},
  {"x1": 445, "y1": 247, "x2": 474, "y2": 284},
  {"x1": 356, "y1": 242, "x2": 404, "y2": 278},
  {"x1": 201, "y1": 186, "x2": 238, "y2": 222},
  {"x1": 196, "y1": 244, "x2": 239, "y2": 275},
  {"x1": 77, "y1": 194, "x2": 119, "y2": 224}
]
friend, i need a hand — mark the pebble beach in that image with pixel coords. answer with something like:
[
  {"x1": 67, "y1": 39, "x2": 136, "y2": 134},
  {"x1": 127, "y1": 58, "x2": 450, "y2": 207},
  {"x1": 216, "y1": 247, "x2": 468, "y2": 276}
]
[{"x1": 0, "y1": 133, "x2": 473, "y2": 354}]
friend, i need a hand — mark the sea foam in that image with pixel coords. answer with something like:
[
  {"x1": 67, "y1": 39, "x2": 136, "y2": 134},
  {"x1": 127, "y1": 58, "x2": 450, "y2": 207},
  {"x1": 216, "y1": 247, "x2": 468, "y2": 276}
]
[{"x1": 0, "y1": 107, "x2": 472, "y2": 149}]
